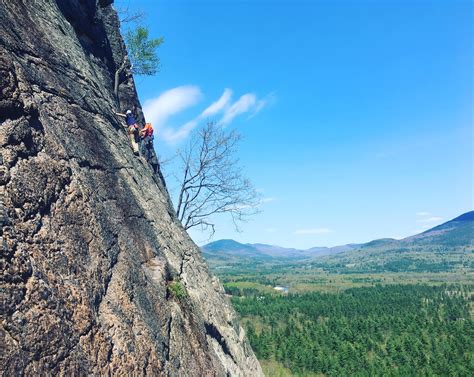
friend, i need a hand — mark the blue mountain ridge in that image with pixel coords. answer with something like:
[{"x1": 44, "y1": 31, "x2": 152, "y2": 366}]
[{"x1": 201, "y1": 211, "x2": 474, "y2": 260}]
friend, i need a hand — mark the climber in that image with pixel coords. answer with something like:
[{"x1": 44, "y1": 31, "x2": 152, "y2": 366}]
[
  {"x1": 140, "y1": 123, "x2": 159, "y2": 173},
  {"x1": 115, "y1": 109, "x2": 140, "y2": 155}
]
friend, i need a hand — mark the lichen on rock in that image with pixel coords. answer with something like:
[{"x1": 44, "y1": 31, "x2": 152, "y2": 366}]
[{"x1": 0, "y1": 1, "x2": 262, "y2": 375}]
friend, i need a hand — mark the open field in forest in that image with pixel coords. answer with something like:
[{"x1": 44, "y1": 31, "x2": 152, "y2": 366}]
[{"x1": 220, "y1": 268, "x2": 474, "y2": 295}]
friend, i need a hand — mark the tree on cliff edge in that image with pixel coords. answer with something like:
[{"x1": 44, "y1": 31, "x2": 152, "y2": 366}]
[
  {"x1": 174, "y1": 122, "x2": 261, "y2": 236},
  {"x1": 114, "y1": 26, "x2": 163, "y2": 106}
]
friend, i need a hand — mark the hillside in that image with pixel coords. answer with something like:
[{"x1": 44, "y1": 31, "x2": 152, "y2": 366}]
[
  {"x1": 404, "y1": 211, "x2": 474, "y2": 246},
  {"x1": 202, "y1": 239, "x2": 306, "y2": 260},
  {"x1": 316, "y1": 211, "x2": 474, "y2": 273},
  {"x1": 0, "y1": 1, "x2": 261, "y2": 375},
  {"x1": 202, "y1": 240, "x2": 354, "y2": 264},
  {"x1": 202, "y1": 211, "x2": 474, "y2": 273}
]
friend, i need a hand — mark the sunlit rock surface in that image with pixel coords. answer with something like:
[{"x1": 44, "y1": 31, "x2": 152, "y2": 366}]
[{"x1": 0, "y1": 1, "x2": 262, "y2": 375}]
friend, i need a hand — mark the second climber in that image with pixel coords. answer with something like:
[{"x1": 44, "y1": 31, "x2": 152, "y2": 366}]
[{"x1": 116, "y1": 109, "x2": 140, "y2": 155}]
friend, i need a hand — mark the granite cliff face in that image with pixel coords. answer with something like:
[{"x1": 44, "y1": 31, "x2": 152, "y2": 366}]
[{"x1": 0, "y1": 1, "x2": 262, "y2": 375}]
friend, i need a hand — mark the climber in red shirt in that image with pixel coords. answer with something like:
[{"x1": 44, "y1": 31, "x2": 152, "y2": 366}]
[
  {"x1": 140, "y1": 122, "x2": 153, "y2": 139},
  {"x1": 140, "y1": 123, "x2": 159, "y2": 173}
]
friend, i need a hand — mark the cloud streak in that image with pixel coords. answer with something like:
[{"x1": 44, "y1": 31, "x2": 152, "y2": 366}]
[
  {"x1": 294, "y1": 228, "x2": 332, "y2": 235},
  {"x1": 143, "y1": 86, "x2": 272, "y2": 143},
  {"x1": 161, "y1": 119, "x2": 199, "y2": 143},
  {"x1": 417, "y1": 216, "x2": 443, "y2": 223},
  {"x1": 201, "y1": 89, "x2": 232, "y2": 117},
  {"x1": 143, "y1": 85, "x2": 202, "y2": 131},
  {"x1": 265, "y1": 228, "x2": 278, "y2": 233},
  {"x1": 219, "y1": 93, "x2": 258, "y2": 126},
  {"x1": 416, "y1": 211, "x2": 431, "y2": 217}
]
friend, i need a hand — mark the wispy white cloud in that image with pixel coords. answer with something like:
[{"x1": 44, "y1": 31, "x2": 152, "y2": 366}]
[
  {"x1": 143, "y1": 86, "x2": 202, "y2": 131},
  {"x1": 248, "y1": 92, "x2": 276, "y2": 119},
  {"x1": 143, "y1": 86, "x2": 271, "y2": 143},
  {"x1": 225, "y1": 196, "x2": 276, "y2": 211},
  {"x1": 201, "y1": 89, "x2": 232, "y2": 117},
  {"x1": 417, "y1": 216, "x2": 443, "y2": 223},
  {"x1": 161, "y1": 119, "x2": 199, "y2": 143},
  {"x1": 265, "y1": 228, "x2": 278, "y2": 233},
  {"x1": 224, "y1": 203, "x2": 255, "y2": 211},
  {"x1": 294, "y1": 228, "x2": 332, "y2": 235},
  {"x1": 219, "y1": 93, "x2": 263, "y2": 126},
  {"x1": 416, "y1": 211, "x2": 431, "y2": 217},
  {"x1": 410, "y1": 212, "x2": 442, "y2": 234}
]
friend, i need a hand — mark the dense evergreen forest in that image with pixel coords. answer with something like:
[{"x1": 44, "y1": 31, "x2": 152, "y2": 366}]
[{"x1": 232, "y1": 284, "x2": 473, "y2": 376}]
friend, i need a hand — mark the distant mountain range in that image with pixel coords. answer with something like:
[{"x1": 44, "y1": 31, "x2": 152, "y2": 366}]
[
  {"x1": 201, "y1": 211, "x2": 474, "y2": 272},
  {"x1": 201, "y1": 239, "x2": 360, "y2": 261}
]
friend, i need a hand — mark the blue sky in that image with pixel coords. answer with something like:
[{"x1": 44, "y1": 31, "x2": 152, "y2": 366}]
[{"x1": 116, "y1": 0, "x2": 472, "y2": 248}]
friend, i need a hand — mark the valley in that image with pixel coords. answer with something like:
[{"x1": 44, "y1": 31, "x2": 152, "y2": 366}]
[{"x1": 202, "y1": 212, "x2": 474, "y2": 376}]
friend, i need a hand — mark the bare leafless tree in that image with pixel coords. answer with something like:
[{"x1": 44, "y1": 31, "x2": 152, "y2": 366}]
[{"x1": 174, "y1": 122, "x2": 261, "y2": 235}]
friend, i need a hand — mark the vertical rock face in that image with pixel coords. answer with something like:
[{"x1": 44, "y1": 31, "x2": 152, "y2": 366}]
[{"x1": 0, "y1": 1, "x2": 262, "y2": 375}]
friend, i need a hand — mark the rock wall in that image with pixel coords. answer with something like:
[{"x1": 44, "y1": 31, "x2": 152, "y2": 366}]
[{"x1": 0, "y1": 1, "x2": 263, "y2": 375}]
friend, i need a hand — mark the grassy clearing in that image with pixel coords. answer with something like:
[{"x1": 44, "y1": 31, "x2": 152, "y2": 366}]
[
  {"x1": 224, "y1": 281, "x2": 279, "y2": 295},
  {"x1": 221, "y1": 269, "x2": 474, "y2": 295},
  {"x1": 260, "y1": 359, "x2": 327, "y2": 376}
]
